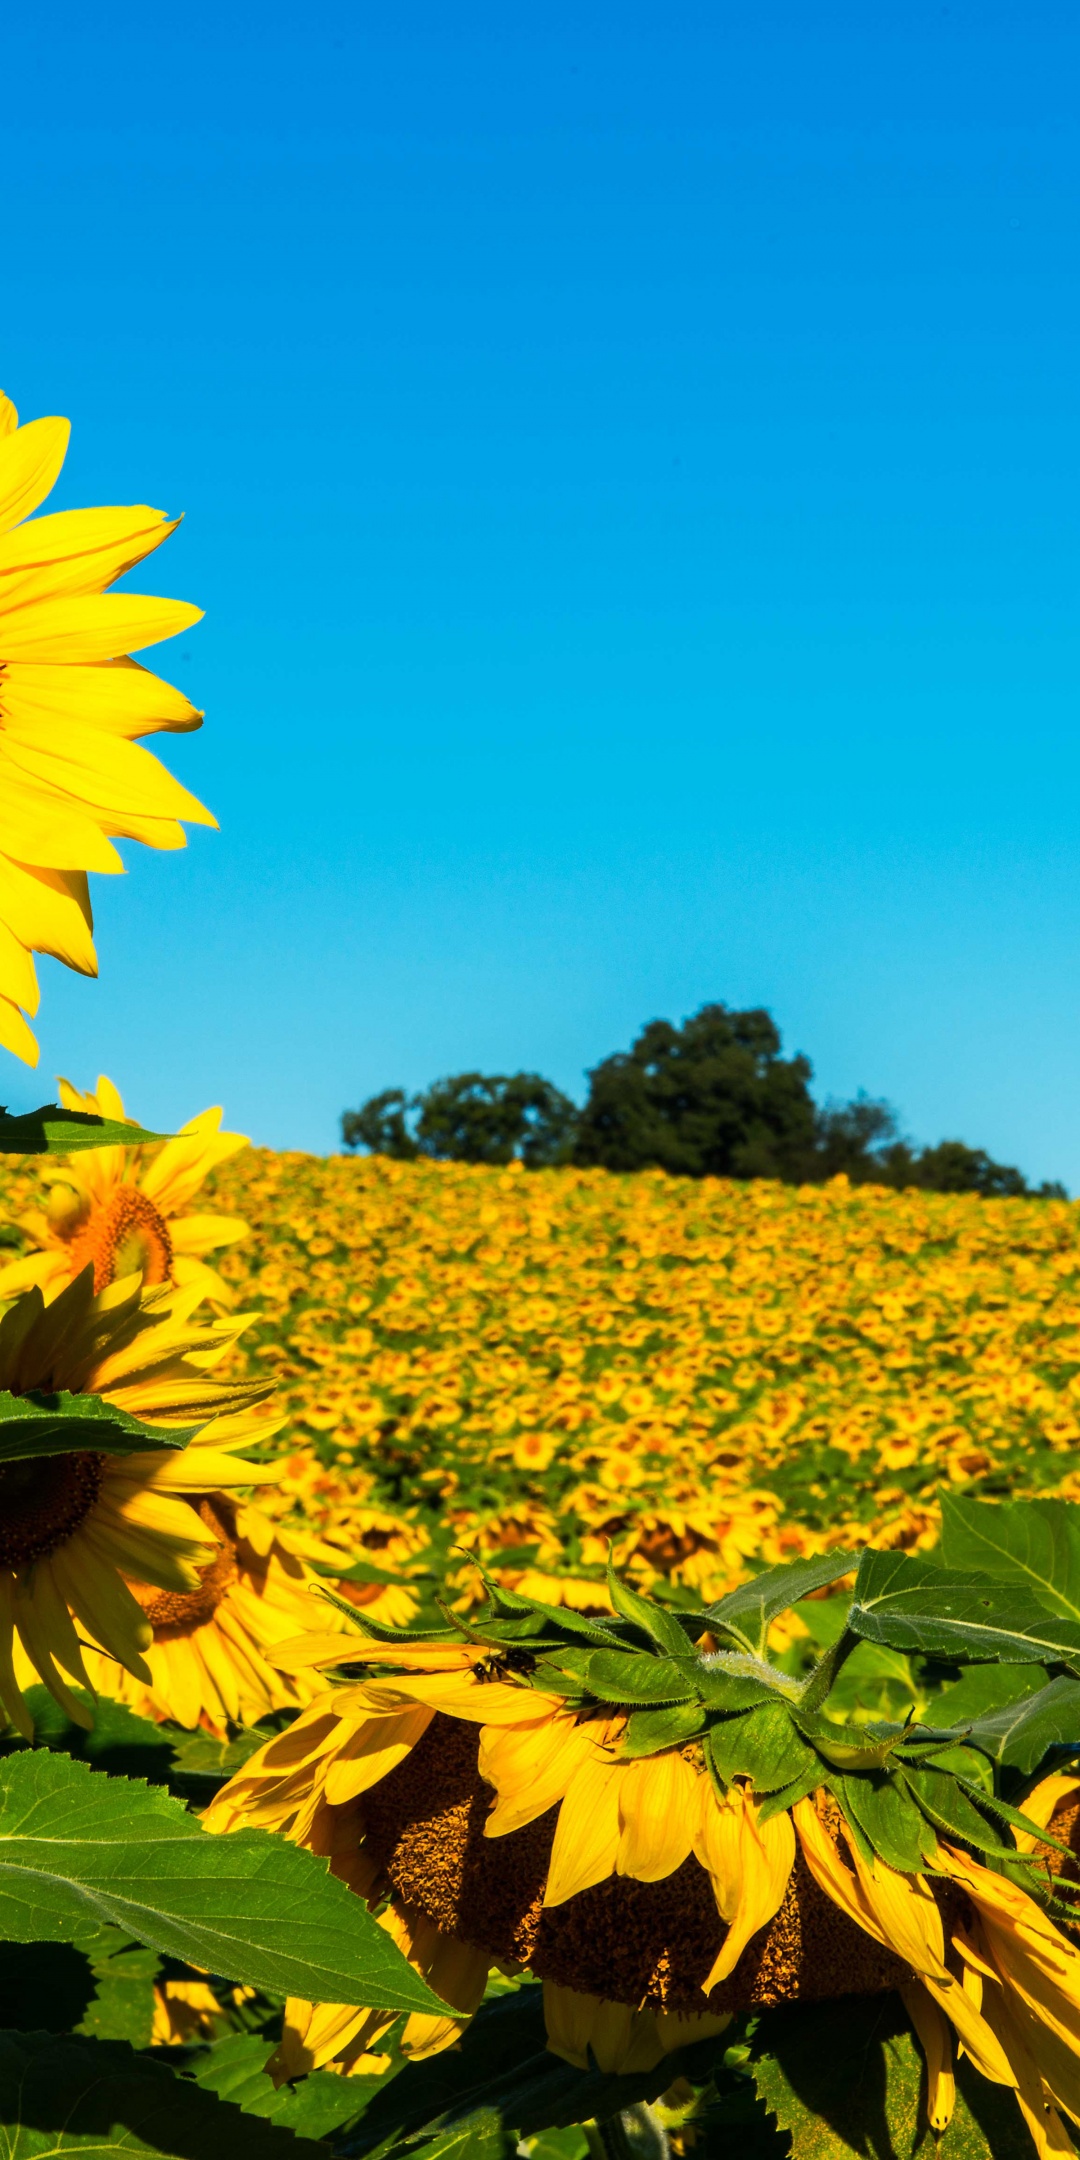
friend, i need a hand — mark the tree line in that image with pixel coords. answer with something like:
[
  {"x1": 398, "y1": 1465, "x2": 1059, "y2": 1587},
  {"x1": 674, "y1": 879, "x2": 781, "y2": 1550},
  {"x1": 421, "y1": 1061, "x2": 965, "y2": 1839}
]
[{"x1": 341, "y1": 1001, "x2": 1066, "y2": 1197}]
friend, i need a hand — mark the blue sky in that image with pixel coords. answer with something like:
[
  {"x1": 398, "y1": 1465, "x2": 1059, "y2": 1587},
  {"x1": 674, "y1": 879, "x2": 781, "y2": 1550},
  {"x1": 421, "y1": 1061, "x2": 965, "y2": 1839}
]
[{"x1": 4, "y1": 2, "x2": 1080, "y2": 1184}]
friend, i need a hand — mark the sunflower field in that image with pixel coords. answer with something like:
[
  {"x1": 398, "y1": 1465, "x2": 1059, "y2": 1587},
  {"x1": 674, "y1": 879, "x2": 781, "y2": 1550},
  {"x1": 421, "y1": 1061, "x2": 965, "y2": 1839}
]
[
  {"x1": 110, "y1": 1147, "x2": 1080, "y2": 1609},
  {"x1": 5, "y1": 388, "x2": 1080, "y2": 2160}
]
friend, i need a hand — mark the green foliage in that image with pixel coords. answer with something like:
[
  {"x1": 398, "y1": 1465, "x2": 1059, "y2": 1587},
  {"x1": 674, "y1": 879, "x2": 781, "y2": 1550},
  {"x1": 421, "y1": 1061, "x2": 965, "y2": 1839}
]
[
  {"x1": 849, "y1": 1548, "x2": 1080, "y2": 1669},
  {"x1": 0, "y1": 2030, "x2": 327, "y2": 2159},
  {"x1": 749, "y1": 1994, "x2": 1034, "y2": 2158},
  {"x1": 572, "y1": 1004, "x2": 819, "y2": 1180},
  {"x1": 187, "y1": 2031, "x2": 384, "y2": 2141},
  {"x1": 0, "y1": 1106, "x2": 169, "y2": 1155},
  {"x1": 0, "y1": 1390, "x2": 195, "y2": 1464},
  {"x1": 340, "y1": 1010, "x2": 1066, "y2": 1189},
  {"x1": 705, "y1": 1553, "x2": 859, "y2": 1658},
  {"x1": 0, "y1": 1750, "x2": 441, "y2": 2014},
  {"x1": 342, "y1": 1074, "x2": 578, "y2": 1168},
  {"x1": 940, "y1": 1492, "x2": 1080, "y2": 1617}
]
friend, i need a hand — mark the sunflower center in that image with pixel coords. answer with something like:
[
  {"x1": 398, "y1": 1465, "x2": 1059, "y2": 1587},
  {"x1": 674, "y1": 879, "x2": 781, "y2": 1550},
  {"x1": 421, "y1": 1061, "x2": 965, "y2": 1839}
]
[
  {"x1": 66, "y1": 1189, "x2": 174, "y2": 1294},
  {"x1": 0, "y1": 1451, "x2": 105, "y2": 1567},
  {"x1": 133, "y1": 1497, "x2": 240, "y2": 1636}
]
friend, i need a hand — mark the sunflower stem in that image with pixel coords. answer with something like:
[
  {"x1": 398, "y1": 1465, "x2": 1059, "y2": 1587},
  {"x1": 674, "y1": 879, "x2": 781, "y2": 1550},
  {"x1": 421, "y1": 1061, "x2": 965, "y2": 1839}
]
[
  {"x1": 798, "y1": 1625, "x2": 857, "y2": 1712},
  {"x1": 587, "y1": 2107, "x2": 670, "y2": 2158}
]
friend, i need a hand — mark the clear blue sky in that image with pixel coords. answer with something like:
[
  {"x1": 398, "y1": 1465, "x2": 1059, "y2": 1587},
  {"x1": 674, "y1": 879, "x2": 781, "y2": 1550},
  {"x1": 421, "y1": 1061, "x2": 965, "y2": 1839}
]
[{"x1": 5, "y1": 2, "x2": 1080, "y2": 1185}]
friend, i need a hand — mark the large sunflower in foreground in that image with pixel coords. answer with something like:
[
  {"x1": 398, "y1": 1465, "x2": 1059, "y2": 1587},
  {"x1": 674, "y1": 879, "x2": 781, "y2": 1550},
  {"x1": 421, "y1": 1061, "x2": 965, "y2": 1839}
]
[
  {"x1": 0, "y1": 1073, "x2": 249, "y2": 1312},
  {"x1": 0, "y1": 1267, "x2": 283, "y2": 1737},
  {"x1": 205, "y1": 1582, "x2": 1080, "y2": 2156},
  {"x1": 0, "y1": 390, "x2": 213, "y2": 1064}
]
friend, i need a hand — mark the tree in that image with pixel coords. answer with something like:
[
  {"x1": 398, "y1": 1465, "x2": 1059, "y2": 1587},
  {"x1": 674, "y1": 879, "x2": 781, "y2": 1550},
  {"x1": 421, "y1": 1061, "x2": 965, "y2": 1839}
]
[
  {"x1": 341, "y1": 1072, "x2": 578, "y2": 1168},
  {"x1": 812, "y1": 1093, "x2": 1065, "y2": 1197},
  {"x1": 340, "y1": 1089, "x2": 417, "y2": 1160},
  {"x1": 572, "y1": 1003, "x2": 819, "y2": 1180}
]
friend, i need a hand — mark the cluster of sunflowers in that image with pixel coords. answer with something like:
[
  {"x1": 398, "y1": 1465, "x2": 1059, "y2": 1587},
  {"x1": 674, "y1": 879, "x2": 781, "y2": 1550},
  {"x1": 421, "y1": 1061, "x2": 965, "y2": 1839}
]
[{"x1": 4, "y1": 388, "x2": 1080, "y2": 2160}]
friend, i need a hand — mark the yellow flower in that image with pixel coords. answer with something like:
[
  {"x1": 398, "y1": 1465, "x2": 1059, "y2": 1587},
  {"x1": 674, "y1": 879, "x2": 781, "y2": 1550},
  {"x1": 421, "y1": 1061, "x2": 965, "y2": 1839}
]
[
  {"x1": 0, "y1": 391, "x2": 214, "y2": 1063},
  {"x1": 0, "y1": 1074, "x2": 249, "y2": 1311},
  {"x1": 42, "y1": 1497, "x2": 347, "y2": 1739},
  {"x1": 0, "y1": 1267, "x2": 280, "y2": 1737},
  {"x1": 203, "y1": 1645, "x2": 1080, "y2": 2129}
]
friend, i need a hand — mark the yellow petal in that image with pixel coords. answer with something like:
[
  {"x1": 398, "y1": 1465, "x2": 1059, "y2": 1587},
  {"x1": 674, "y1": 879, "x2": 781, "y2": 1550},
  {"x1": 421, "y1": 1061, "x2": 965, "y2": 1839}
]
[
  {"x1": 615, "y1": 1750, "x2": 701, "y2": 1881},
  {"x1": 697, "y1": 1783, "x2": 795, "y2": 1988},
  {"x1": 901, "y1": 1983, "x2": 955, "y2": 2132},
  {"x1": 480, "y1": 1712, "x2": 598, "y2": 1835},
  {"x1": 322, "y1": 1706, "x2": 433, "y2": 1804},
  {"x1": 1, "y1": 657, "x2": 201, "y2": 739},
  {"x1": 544, "y1": 1752, "x2": 623, "y2": 1905},
  {"x1": 0, "y1": 993, "x2": 38, "y2": 1064},
  {"x1": 542, "y1": 1982, "x2": 666, "y2": 2075},
  {"x1": 0, "y1": 859, "x2": 96, "y2": 975},
  {"x1": 0, "y1": 592, "x2": 202, "y2": 663},
  {"x1": 0, "y1": 715, "x2": 214, "y2": 824},
  {"x1": 0, "y1": 416, "x2": 69, "y2": 533},
  {"x1": 0, "y1": 506, "x2": 177, "y2": 605}
]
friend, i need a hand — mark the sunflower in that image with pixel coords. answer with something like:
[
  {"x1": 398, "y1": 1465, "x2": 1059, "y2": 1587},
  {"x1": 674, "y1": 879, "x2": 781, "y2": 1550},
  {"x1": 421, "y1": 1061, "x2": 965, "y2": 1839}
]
[
  {"x1": 0, "y1": 1266, "x2": 283, "y2": 1738},
  {"x1": 0, "y1": 390, "x2": 214, "y2": 1064},
  {"x1": 204, "y1": 1612, "x2": 1080, "y2": 2149},
  {"x1": 35, "y1": 1495, "x2": 348, "y2": 1739},
  {"x1": 0, "y1": 1074, "x2": 249, "y2": 1312}
]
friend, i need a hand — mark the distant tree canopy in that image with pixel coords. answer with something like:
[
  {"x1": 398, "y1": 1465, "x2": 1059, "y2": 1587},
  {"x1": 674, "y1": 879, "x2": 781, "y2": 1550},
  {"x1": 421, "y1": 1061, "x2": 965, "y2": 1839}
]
[
  {"x1": 572, "y1": 1004, "x2": 818, "y2": 1181},
  {"x1": 341, "y1": 1072, "x2": 577, "y2": 1168},
  {"x1": 342, "y1": 1002, "x2": 1066, "y2": 1198}
]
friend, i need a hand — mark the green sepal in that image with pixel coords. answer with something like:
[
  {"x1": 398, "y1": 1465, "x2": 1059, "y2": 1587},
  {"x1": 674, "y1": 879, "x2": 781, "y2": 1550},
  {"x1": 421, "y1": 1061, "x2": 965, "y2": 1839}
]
[
  {"x1": 0, "y1": 1391, "x2": 197, "y2": 1465},
  {"x1": 707, "y1": 1701, "x2": 820, "y2": 1793},
  {"x1": 902, "y1": 1766, "x2": 1013, "y2": 1858},
  {"x1": 947, "y1": 1773, "x2": 1075, "y2": 1857},
  {"x1": 756, "y1": 1764, "x2": 826, "y2": 1823},
  {"x1": 833, "y1": 1769, "x2": 939, "y2": 1874},
  {"x1": 604, "y1": 1558, "x2": 693, "y2": 1656},
  {"x1": 469, "y1": 1570, "x2": 626, "y2": 1647},
  {"x1": 0, "y1": 1106, "x2": 171, "y2": 1155},
  {"x1": 620, "y1": 1701, "x2": 708, "y2": 1758},
  {"x1": 789, "y1": 1711, "x2": 907, "y2": 1770},
  {"x1": 583, "y1": 1648, "x2": 697, "y2": 1706}
]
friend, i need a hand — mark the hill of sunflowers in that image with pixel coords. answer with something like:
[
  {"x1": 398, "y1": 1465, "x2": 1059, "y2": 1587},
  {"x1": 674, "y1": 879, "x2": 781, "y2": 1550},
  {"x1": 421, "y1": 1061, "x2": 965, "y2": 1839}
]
[{"x1": 12, "y1": 1142, "x2": 1072, "y2": 1617}]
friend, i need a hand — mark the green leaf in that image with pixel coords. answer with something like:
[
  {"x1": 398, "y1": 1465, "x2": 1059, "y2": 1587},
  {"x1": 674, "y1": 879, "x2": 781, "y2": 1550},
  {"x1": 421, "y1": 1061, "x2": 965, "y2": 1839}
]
[
  {"x1": 2, "y1": 1687, "x2": 178, "y2": 1778},
  {"x1": 345, "y1": 1983, "x2": 730, "y2": 2155},
  {"x1": 620, "y1": 1701, "x2": 708, "y2": 1757},
  {"x1": 0, "y1": 1391, "x2": 195, "y2": 1464},
  {"x1": 848, "y1": 1550, "x2": 1080, "y2": 1673},
  {"x1": 833, "y1": 1772, "x2": 938, "y2": 1874},
  {"x1": 0, "y1": 1749, "x2": 442, "y2": 2015},
  {"x1": 189, "y1": 2031, "x2": 387, "y2": 2141},
  {"x1": 73, "y1": 1923, "x2": 160, "y2": 2047},
  {"x1": 400, "y1": 2113, "x2": 512, "y2": 2160},
  {"x1": 750, "y1": 1992, "x2": 1034, "y2": 2158},
  {"x1": 707, "y1": 1702, "x2": 820, "y2": 1793},
  {"x1": 929, "y1": 1664, "x2": 1050, "y2": 1727},
  {"x1": 583, "y1": 1650, "x2": 697, "y2": 1706},
  {"x1": 0, "y1": 2030, "x2": 327, "y2": 2159},
  {"x1": 940, "y1": 1493, "x2": 1080, "y2": 1621},
  {"x1": 605, "y1": 1562, "x2": 691, "y2": 1657},
  {"x1": 956, "y1": 1675, "x2": 1080, "y2": 1774},
  {"x1": 0, "y1": 1106, "x2": 170, "y2": 1156},
  {"x1": 705, "y1": 1553, "x2": 858, "y2": 1658}
]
